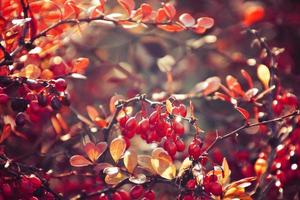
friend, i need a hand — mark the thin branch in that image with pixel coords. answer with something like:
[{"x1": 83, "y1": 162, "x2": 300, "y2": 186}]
[{"x1": 204, "y1": 110, "x2": 300, "y2": 154}]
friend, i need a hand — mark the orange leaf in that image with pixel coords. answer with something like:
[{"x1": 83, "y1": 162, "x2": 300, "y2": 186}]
[
  {"x1": 86, "y1": 105, "x2": 99, "y2": 121},
  {"x1": 84, "y1": 142, "x2": 107, "y2": 162},
  {"x1": 243, "y1": 5, "x2": 265, "y2": 26},
  {"x1": 94, "y1": 117, "x2": 108, "y2": 128},
  {"x1": 254, "y1": 158, "x2": 267, "y2": 176},
  {"x1": 73, "y1": 57, "x2": 89, "y2": 73},
  {"x1": 123, "y1": 150, "x2": 138, "y2": 173},
  {"x1": 117, "y1": 0, "x2": 135, "y2": 15},
  {"x1": 165, "y1": 99, "x2": 173, "y2": 114},
  {"x1": 110, "y1": 137, "x2": 126, "y2": 163},
  {"x1": 70, "y1": 155, "x2": 93, "y2": 167},
  {"x1": 226, "y1": 75, "x2": 245, "y2": 96},
  {"x1": 109, "y1": 95, "x2": 125, "y2": 114},
  {"x1": 51, "y1": 116, "x2": 62, "y2": 135},
  {"x1": 157, "y1": 24, "x2": 185, "y2": 32}
]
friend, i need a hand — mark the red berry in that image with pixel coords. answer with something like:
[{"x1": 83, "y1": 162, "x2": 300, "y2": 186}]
[
  {"x1": 272, "y1": 100, "x2": 283, "y2": 115},
  {"x1": 1, "y1": 183, "x2": 12, "y2": 197},
  {"x1": 122, "y1": 129, "x2": 135, "y2": 139},
  {"x1": 117, "y1": 190, "x2": 130, "y2": 200},
  {"x1": 178, "y1": 104, "x2": 187, "y2": 117},
  {"x1": 149, "y1": 111, "x2": 159, "y2": 125},
  {"x1": 29, "y1": 175, "x2": 42, "y2": 189},
  {"x1": 186, "y1": 179, "x2": 196, "y2": 190},
  {"x1": 0, "y1": 93, "x2": 9, "y2": 104},
  {"x1": 138, "y1": 118, "x2": 150, "y2": 133},
  {"x1": 144, "y1": 190, "x2": 155, "y2": 200},
  {"x1": 175, "y1": 138, "x2": 185, "y2": 152},
  {"x1": 283, "y1": 92, "x2": 298, "y2": 106},
  {"x1": 188, "y1": 143, "x2": 202, "y2": 160},
  {"x1": 55, "y1": 78, "x2": 67, "y2": 91},
  {"x1": 172, "y1": 107, "x2": 180, "y2": 116},
  {"x1": 125, "y1": 117, "x2": 137, "y2": 131},
  {"x1": 209, "y1": 175, "x2": 218, "y2": 182},
  {"x1": 172, "y1": 121, "x2": 184, "y2": 136},
  {"x1": 99, "y1": 193, "x2": 109, "y2": 200},
  {"x1": 147, "y1": 130, "x2": 159, "y2": 143},
  {"x1": 164, "y1": 140, "x2": 177, "y2": 156},
  {"x1": 119, "y1": 115, "x2": 129, "y2": 127},
  {"x1": 182, "y1": 194, "x2": 194, "y2": 200},
  {"x1": 130, "y1": 185, "x2": 144, "y2": 199},
  {"x1": 112, "y1": 192, "x2": 122, "y2": 200},
  {"x1": 209, "y1": 182, "x2": 222, "y2": 196}
]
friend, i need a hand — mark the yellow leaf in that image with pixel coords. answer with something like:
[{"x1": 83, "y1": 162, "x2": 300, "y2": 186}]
[
  {"x1": 51, "y1": 116, "x2": 62, "y2": 135},
  {"x1": 124, "y1": 150, "x2": 138, "y2": 173},
  {"x1": 20, "y1": 64, "x2": 41, "y2": 79},
  {"x1": 137, "y1": 155, "x2": 156, "y2": 174},
  {"x1": 165, "y1": 99, "x2": 173, "y2": 114},
  {"x1": 110, "y1": 137, "x2": 126, "y2": 163},
  {"x1": 254, "y1": 158, "x2": 267, "y2": 176},
  {"x1": 151, "y1": 158, "x2": 176, "y2": 180},
  {"x1": 86, "y1": 105, "x2": 99, "y2": 121},
  {"x1": 152, "y1": 147, "x2": 172, "y2": 164},
  {"x1": 222, "y1": 158, "x2": 231, "y2": 185},
  {"x1": 105, "y1": 172, "x2": 127, "y2": 185},
  {"x1": 178, "y1": 157, "x2": 192, "y2": 177},
  {"x1": 257, "y1": 64, "x2": 270, "y2": 89}
]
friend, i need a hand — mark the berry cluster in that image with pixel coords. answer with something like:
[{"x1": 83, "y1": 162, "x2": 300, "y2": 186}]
[
  {"x1": 188, "y1": 137, "x2": 203, "y2": 160},
  {"x1": 178, "y1": 170, "x2": 223, "y2": 199},
  {"x1": 272, "y1": 92, "x2": 298, "y2": 115},
  {"x1": 0, "y1": 174, "x2": 54, "y2": 200},
  {"x1": 118, "y1": 103, "x2": 187, "y2": 157},
  {"x1": 0, "y1": 77, "x2": 70, "y2": 130},
  {"x1": 270, "y1": 127, "x2": 300, "y2": 188},
  {"x1": 99, "y1": 187, "x2": 155, "y2": 200}
]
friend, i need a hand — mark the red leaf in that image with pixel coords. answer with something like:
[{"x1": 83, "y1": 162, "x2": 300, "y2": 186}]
[
  {"x1": 156, "y1": 8, "x2": 168, "y2": 23},
  {"x1": 226, "y1": 75, "x2": 245, "y2": 96},
  {"x1": 214, "y1": 92, "x2": 231, "y2": 102},
  {"x1": 163, "y1": 3, "x2": 176, "y2": 20},
  {"x1": 179, "y1": 13, "x2": 195, "y2": 27},
  {"x1": 157, "y1": 24, "x2": 185, "y2": 32},
  {"x1": 243, "y1": 5, "x2": 265, "y2": 26},
  {"x1": 236, "y1": 106, "x2": 250, "y2": 121},
  {"x1": 90, "y1": 5, "x2": 105, "y2": 18},
  {"x1": 140, "y1": 3, "x2": 152, "y2": 19},
  {"x1": 241, "y1": 70, "x2": 254, "y2": 89},
  {"x1": 117, "y1": 0, "x2": 135, "y2": 15},
  {"x1": 73, "y1": 57, "x2": 89, "y2": 73},
  {"x1": 195, "y1": 17, "x2": 214, "y2": 29},
  {"x1": 0, "y1": 124, "x2": 11, "y2": 144},
  {"x1": 63, "y1": 1, "x2": 80, "y2": 19},
  {"x1": 70, "y1": 155, "x2": 93, "y2": 167}
]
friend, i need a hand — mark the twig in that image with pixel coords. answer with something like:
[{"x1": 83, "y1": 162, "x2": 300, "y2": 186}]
[{"x1": 204, "y1": 110, "x2": 300, "y2": 154}]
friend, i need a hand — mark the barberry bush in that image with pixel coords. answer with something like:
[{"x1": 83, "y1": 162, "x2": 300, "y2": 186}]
[{"x1": 1, "y1": 0, "x2": 300, "y2": 199}]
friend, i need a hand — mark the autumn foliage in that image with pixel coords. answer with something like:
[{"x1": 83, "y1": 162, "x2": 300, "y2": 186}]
[{"x1": 1, "y1": 0, "x2": 300, "y2": 199}]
